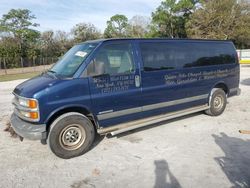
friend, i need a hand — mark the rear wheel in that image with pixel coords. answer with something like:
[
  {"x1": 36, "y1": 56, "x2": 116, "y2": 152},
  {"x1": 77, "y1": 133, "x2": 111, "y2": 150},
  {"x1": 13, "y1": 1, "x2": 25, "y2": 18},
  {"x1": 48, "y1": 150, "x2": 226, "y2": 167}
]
[
  {"x1": 48, "y1": 112, "x2": 95, "y2": 159},
  {"x1": 205, "y1": 88, "x2": 227, "y2": 116}
]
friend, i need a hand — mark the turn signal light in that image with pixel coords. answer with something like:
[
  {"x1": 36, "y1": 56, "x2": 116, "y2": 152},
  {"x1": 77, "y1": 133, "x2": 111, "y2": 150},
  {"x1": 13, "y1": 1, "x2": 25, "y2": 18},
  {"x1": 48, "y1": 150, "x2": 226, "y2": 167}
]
[
  {"x1": 30, "y1": 112, "x2": 39, "y2": 119},
  {"x1": 28, "y1": 99, "x2": 37, "y2": 109},
  {"x1": 19, "y1": 111, "x2": 39, "y2": 120}
]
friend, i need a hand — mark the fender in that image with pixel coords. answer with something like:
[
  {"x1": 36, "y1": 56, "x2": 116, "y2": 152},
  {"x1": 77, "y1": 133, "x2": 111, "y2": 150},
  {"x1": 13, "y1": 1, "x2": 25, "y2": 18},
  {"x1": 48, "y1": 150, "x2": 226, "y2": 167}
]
[
  {"x1": 208, "y1": 81, "x2": 229, "y2": 105},
  {"x1": 210, "y1": 81, "x2": 229, "y2": 94},
  {"x1": 44, "y1": 104, "x2": 97, "y2": 126}
]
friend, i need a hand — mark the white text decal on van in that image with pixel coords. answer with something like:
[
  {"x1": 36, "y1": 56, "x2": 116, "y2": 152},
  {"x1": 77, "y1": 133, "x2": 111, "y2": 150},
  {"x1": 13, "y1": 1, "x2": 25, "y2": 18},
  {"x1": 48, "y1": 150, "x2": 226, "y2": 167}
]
[{"x1": 75, "y1": 51, "x2": 87, "y2": 58}]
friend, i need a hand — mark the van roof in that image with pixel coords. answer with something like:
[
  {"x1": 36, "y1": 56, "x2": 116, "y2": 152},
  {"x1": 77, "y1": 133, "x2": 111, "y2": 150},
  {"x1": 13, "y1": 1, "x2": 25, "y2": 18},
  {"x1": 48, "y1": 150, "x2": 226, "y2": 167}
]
[{"x1": 83, "y1": 38, "x2": 233, "y2": 44}]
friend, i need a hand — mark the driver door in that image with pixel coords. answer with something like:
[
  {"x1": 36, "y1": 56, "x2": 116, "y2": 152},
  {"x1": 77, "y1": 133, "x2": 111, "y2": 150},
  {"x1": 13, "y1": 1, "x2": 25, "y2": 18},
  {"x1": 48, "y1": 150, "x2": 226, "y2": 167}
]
[{"x1": 85, "y1": 41, "x2": 142, "y2": 127}]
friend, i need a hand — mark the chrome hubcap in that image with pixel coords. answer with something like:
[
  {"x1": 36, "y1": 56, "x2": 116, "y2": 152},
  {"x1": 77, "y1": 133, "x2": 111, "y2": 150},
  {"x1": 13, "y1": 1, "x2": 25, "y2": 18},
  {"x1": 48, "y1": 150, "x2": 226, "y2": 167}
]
[
  {"x1": 64, "y1": 127, "x2": 81, "y2": 144},
  {"x1": 214, "y1": 95, "x2": 223, "y2": 110},
  {"x1": 59, "y1": 124, "x2": 86, "y2": 151}
]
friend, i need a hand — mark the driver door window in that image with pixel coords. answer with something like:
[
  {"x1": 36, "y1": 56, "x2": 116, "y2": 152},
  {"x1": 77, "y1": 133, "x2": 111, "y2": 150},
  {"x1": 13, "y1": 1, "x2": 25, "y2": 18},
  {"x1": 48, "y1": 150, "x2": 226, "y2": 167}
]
[{"x1": 86, "y1": 43, "x2": 135, "y2": 77}]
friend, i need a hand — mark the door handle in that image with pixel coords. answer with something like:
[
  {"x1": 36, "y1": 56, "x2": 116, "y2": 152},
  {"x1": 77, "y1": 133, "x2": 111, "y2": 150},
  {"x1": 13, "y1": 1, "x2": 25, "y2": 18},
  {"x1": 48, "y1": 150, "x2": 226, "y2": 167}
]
[{"x1": 135, "y1": 75, "x2": 140, "y2": 87}]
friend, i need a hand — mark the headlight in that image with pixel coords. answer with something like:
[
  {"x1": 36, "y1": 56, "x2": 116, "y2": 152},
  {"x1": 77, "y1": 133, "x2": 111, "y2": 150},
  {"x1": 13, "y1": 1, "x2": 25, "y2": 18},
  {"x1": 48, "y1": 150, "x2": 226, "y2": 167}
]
[
  {"x1": 18, "y1": 98, "x2": 38, "y2": 109},
  {"x1": 19, "y1": 111, "x2": 39, "y2": 120},
  {"x1": 12, "y1": 94, "x2": 40, "y2": 122}
]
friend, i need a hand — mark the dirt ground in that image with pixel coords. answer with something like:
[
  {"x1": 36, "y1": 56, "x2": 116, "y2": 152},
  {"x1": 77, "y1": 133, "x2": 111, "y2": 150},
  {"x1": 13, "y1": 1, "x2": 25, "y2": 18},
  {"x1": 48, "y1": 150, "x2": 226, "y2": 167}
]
[{"x1": 0, "y1": 66, "x2": 250, "y2": 188}]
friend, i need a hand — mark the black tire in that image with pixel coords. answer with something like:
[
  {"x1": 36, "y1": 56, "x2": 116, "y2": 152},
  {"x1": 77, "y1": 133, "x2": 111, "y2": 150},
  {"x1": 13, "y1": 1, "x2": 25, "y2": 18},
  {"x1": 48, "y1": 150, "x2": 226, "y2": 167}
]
[
  {"x1": 205, "y1": 88, "x2": 227, "y2": 116},
  {"x1": 48, "y1": 112, "x2": 95, "y2": 159}
]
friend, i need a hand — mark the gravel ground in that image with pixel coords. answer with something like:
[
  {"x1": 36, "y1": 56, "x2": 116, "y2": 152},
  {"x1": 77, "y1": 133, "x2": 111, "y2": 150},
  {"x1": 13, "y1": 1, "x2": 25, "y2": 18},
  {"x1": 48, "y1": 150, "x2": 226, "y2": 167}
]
[{"x1": 0, "y1": 66, "x2": 250, "y2": 188}]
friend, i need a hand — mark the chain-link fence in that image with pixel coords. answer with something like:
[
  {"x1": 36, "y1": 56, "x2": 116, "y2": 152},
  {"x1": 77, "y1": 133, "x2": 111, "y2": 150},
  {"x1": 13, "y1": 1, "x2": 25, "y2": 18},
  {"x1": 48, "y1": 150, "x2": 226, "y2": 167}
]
[{"x1": 0, "y1": 57, "x2": 59, "y2": 75}]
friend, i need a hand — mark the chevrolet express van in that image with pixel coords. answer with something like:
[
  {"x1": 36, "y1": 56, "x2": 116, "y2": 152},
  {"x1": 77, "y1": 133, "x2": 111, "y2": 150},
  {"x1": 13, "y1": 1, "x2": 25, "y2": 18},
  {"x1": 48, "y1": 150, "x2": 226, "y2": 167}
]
[{"x1": 11, "y1": 39, "x2": 241, "y2": 158}]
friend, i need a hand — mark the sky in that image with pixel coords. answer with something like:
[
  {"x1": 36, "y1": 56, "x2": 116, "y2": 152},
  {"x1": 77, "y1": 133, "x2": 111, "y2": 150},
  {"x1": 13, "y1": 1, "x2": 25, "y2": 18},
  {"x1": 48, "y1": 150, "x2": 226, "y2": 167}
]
[{"x1": 0, "y1": 0, "x2": 162, "y2": 32}]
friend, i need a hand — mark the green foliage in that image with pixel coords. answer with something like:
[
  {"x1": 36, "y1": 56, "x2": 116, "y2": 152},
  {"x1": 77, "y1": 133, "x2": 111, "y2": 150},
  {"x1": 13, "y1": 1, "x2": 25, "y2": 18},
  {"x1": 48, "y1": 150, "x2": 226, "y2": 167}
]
[
  {"x1": 149, "y1": 0, "x2": 200, "y2": 38},
  {"x1": 0, "y1": 9, "x2": 40, "y2": 57},
  {"x1": 1, "y1": 2, "x2": 250, "y2": 69},
  {"x1": 186, "y1": 0, "x2": 250, "y2": 48},
  {"x1": 39, "y1": 30, "x2": 56, "y2": 57},
  {"x1": 0, "y1": 9, "x2": 38, "y2": 29},
  {"x1": 127, "y1": 15, "x2": 151, "y2": 38},
  {"x1": 54, "y1": 30, "x2": 74, "y2": 56},
  {"x1": 104, "y1": 14, "x2": 129, "y2": 38},
  {"x1": 36, "y1": 30, "x2": 73, "y2": 58},
  {"x1": 0, "y1": 37, "x2": 19, "y2": 57},
  {"x1": 71, "y1": 23, "x2": 101, "y2": 43}
]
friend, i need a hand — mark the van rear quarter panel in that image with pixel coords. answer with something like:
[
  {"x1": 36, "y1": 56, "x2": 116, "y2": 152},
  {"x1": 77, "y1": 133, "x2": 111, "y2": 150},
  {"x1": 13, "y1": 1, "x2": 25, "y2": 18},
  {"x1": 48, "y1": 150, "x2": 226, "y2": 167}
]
[{"x1": 134, "y1": 64, "x2": 239, "y2": 122}]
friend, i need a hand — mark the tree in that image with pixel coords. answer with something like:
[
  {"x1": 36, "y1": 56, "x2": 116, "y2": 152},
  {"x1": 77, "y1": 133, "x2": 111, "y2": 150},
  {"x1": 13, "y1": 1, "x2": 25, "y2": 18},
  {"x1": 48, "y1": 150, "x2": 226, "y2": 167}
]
[
  {"x1": 39, "y1": 30, "x2": 73, "y2": 58},
  {"x1": 40, "y1": 30, "x2": 55, "y2": 57},
  {"x1": 186, "y1": 0, "x2": 250, "y2": 48},
  {"x1": 71, "y1": 23, "x2": 101, "y2": 43},
  {"x1": 104, "y1": 14, "x2": 129, "y2": 38},
  {"x1": 128, "y1": 15, "x2": 151, "y2": 37},
  {"x1": 0, "y1": 37, "x2": 21, "y2": 68},
  {"x1": 54, "y1": 30, "x2": 73, "y2": 56},
  {"x1": 149, "y1": 0, "x2": 201, "y2": 38},
  {"x1": 0, "y1": 9, "x2": 40, "y2": 58},
  {"x1": 0, "y1": 37, "x2": 19, "y2": 57}
]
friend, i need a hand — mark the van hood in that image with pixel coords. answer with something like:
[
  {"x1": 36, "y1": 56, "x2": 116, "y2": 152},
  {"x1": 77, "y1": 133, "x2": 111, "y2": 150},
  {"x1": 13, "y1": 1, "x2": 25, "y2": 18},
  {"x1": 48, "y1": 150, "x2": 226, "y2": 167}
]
[{"x1": 13, "y1": 73, "x2": 58, "y2": 98}]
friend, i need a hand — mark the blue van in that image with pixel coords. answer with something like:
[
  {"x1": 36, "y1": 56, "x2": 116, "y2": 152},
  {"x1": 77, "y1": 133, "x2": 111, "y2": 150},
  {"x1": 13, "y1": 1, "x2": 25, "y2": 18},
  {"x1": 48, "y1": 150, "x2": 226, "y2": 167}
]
[{"x1": 11, "y1": 39, "x2": 241, "y2": 158}]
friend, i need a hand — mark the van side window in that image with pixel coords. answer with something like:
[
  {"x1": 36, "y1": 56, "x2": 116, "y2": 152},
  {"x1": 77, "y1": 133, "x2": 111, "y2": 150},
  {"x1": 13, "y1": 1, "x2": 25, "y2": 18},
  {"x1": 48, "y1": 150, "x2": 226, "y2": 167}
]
[
  {"x1": 184, "y1": 43, "x2": 236, "y2": 67},
  {"x1": 86, "y1": 43, "x2": 135, "y2": 76},
  {"x1": 140, "y1": 43, "x2": 176, "y2": 71},
  {"x1": 140, "y1": 42, "x2": 236, "y2": 71}
]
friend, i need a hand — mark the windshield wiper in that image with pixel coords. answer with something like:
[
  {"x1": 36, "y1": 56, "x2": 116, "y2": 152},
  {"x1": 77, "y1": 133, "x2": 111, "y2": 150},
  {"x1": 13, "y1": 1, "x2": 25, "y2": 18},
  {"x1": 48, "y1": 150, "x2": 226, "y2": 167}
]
[
  {"x1": 45, "y1": 70, "x2": 58, "y2": 79},
  {"x1": 47, "y1": 70, "x2": 57, "y2": 74}
]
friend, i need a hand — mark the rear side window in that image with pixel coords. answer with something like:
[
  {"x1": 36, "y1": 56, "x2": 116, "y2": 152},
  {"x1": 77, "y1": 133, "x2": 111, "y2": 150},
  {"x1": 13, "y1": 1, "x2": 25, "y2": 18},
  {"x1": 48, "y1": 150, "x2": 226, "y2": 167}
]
[
  {"x1": 140, "y1": 42, "x2": 236, "y2": 71},
  {"x1": 140, "y1": 43, "x2": 176, "y2": 71}
]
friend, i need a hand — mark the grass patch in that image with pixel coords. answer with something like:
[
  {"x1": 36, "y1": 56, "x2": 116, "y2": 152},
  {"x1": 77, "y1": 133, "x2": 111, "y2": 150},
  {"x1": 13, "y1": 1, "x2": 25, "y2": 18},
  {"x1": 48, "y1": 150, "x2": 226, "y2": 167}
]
[{"x1": 0, "y1": 72, "x2": 40, "y2": 82}]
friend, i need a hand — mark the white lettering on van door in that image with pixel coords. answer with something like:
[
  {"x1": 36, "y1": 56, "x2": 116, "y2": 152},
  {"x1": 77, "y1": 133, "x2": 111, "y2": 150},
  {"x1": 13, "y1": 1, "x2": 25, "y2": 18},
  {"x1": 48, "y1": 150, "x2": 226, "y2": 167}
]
[
  {"x1": 164, "y1": 68, "x2": 238, "y2": 85},
  {"x1": 93, "y1": 75, "x2": 135, "y2": 94}
]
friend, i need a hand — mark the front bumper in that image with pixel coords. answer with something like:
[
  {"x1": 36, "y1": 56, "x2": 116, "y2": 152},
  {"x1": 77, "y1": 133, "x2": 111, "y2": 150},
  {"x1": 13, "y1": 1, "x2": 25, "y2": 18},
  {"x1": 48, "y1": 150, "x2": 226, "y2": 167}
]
[{"x1": 10, "y1": 113, "x2": 47, "y2": 140}]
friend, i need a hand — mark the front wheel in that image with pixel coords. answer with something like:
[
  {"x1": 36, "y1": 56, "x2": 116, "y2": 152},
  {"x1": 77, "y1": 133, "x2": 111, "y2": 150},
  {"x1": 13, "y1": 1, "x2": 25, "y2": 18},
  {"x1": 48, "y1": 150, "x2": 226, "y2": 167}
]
[
  {"x1": 205, "y1": 88, "x2": 227, "y2": 116},
  {"x1": 48, "y1": 112, "x2": 95, "y2": 159}
]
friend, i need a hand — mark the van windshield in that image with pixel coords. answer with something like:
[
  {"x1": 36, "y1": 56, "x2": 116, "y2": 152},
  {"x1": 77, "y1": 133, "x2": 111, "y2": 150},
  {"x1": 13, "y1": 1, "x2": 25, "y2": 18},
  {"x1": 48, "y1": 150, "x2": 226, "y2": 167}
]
[{"x1": 50, "y1": 43, "x2": 98, "y2": 78}]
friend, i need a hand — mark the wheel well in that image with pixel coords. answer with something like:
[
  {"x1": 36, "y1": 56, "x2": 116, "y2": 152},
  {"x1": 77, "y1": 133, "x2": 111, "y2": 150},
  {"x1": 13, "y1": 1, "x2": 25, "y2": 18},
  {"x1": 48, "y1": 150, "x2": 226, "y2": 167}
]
[
  {"x1": 214, "y1": 83, "x2": 229, "y2": 95},
  {"x1": 46, "y1": 107, "x2": 97, "y2": 133}
]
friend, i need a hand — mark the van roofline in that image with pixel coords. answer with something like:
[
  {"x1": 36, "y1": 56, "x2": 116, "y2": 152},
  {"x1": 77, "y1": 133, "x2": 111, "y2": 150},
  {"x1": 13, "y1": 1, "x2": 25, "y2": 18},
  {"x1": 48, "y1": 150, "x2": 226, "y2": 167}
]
[{"x1": 80, "y1": 38, "x2": 233, "y2": 44}]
